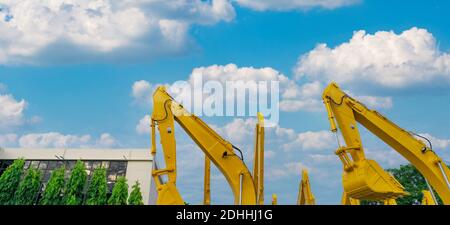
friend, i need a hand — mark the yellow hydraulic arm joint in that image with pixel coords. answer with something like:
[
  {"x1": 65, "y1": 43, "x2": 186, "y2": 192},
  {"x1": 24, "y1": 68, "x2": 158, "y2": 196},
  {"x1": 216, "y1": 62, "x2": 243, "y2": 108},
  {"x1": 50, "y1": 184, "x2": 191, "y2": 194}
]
[
  {"x1": 323, "y1": 82, "x2": 450, "y2": 204},
  {"x1": 297, "y1": 169, "x2": 316, "y2": 205},
  {"x1": 151, "y1": 86, "x2": 257, "y2": 205}
]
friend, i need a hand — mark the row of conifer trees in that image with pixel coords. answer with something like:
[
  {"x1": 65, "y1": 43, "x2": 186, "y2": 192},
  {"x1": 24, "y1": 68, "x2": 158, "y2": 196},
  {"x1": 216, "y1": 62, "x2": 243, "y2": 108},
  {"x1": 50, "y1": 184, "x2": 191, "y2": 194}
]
[{"x1": 0, "y1": 159, "x2": 144, "y2": 205}]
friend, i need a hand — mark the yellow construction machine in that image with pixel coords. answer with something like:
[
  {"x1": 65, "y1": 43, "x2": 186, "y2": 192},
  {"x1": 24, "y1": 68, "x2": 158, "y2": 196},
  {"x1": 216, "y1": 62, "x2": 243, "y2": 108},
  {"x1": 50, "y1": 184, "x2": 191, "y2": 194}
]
[
  {"x1": 323, "y1": 82, "x2": 450, "y2": 204},
  {"x1": 421, "y1": 190, "x2": 437, "y2": 205},
  {"x1": 341, "y1": 192, "x2": 360, "y2": 205},
  {"x1": 253, "y1": 112, "x2": 265, "y2": 205},
  {"x1": 203, "y1": 156, "x2": 211, "y2": 205},
  {"x1": 202, "y1": 112, "x2": 269, "y2": 205},
  {"x1": 297, "y1": 169, "x2": 316, "y2": 205},
  {"x1": 150, "y1": 86, "x2": 257, "y2": 205}
]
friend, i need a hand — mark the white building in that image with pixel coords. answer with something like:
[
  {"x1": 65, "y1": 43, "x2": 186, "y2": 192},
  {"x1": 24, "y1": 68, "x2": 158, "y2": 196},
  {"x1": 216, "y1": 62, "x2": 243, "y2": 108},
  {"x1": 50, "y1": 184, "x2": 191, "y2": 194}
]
[{"x1": 0, "y1": 148, "x2": 156, "y2": 205}]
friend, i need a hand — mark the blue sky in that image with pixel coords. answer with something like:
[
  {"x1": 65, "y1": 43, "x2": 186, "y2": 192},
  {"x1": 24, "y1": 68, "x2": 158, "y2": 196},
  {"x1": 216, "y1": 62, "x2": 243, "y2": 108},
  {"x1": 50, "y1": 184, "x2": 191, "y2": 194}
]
[{"x1": 1, "y1": 0, "x2": 450, "y2": 204}]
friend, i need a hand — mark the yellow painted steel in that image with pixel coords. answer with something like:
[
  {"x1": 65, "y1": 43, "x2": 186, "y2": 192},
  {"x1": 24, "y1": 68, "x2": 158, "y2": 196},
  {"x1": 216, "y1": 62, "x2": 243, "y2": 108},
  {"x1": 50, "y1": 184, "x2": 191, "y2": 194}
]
[
  {"x1": 323, "y1": 82, "x2": 450, "y2": 204},
  {"x1": 297, "y1": 169, "x2": 316, "y2": 205},
  {"x1": 421, "y1": 190, "x2": 436, "y2": 205},
  {"x1": 383, "y1": 199, "x2": 397, "y2": 205},
  {"x1": 151, "y1": 86, "x2": 256, "y2": 205},
  {"x1": 204, "y1": 156, "x2": 211, "y2": 205},
  {"x1": 341, "y1": 192, "x2": 360, "y2": 205},
  {"x1": 253, "y1": 112, "x2": 265, "y2": 205},
  {"x1": 271, "y1": 194, "x2": 277, "y2": 205}
]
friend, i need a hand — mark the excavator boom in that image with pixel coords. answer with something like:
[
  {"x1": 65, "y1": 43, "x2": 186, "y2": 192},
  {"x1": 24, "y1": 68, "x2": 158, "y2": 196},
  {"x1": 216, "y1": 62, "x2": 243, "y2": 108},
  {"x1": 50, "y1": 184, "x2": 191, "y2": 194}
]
[
  {"x1": 253, "y1": 112, "x2": 265, "y2": 205},
  {"x1": 297, "y1": 169, "x2": 316, "y2": 205},
  {"x1": 422, "y1": 190, "x2": 437, "y2": 205},
  {"x1": 323, "y1": 82, "x2": 450, "y2": 204},
  {"x1": 341, "y1": 192, "x2": 360, "y2": 205},
  {"x1": 151, "y1": 86, "x2": 256, "y2": 205}
]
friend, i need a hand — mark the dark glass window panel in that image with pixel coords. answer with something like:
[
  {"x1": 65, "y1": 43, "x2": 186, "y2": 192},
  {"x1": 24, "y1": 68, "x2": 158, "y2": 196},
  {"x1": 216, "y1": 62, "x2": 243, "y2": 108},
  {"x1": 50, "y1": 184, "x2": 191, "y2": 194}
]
[
  {"x1": 67, "y1": 161, "x2": 76, "y2": 170},
  {"x1": 116, "y1": 162, "x2": 127, "y2": 175},
  {"x1": 92, "y1": 161, "x2": 101, "y2": 169},
  {"x1": 117, "y1": 170, "x2": 126, "y2": 177},
  {"x1": 56, "y1": 161, "x2": 65, "y2": 169},
  {"x1": 84, "y1": 161, "x2": 93, "y2": 170},
  {"x1": 65, "y1": 170, "x2": 72, "y2": 179},
  {"x1": 101, "y1": 161, "x2": 109, "y2": 169},
  {"x1": 30, "y1": 161, "x2": 40, "y2": 169},
  {"x1": 24, "y1": 160, "x2": 31, "y2": 169},
  {"x1": 107, "y1": 182, "x2": 115, "y2": 192},
  {"x1": 109, "y1": 161, "x2": 120, "y2": 170},
  {"x1": 0, "y1": 160, "x2": 14, "y2": 177},
  {"x1": 43, "y1": 171, "x2": 51, "y2": 183},
  {"x1": 47, "y1": 161, "x2": 58, "y2": 170},
  {"x1": 39, "y1": 161, "x2": 48, "y2": 170}
]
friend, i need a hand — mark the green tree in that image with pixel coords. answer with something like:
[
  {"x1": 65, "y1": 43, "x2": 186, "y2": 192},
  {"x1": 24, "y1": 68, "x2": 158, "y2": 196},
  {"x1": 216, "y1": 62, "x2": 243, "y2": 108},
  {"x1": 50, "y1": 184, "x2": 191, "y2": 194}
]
[
  {"x1": 13, "y1": 168, "x2": 42, "y2": 205},
  {"x1": 0, "y1": 159, "x2": 25, "y2": 205},
  {"x1": 108, "y1": 176, "x2": 128, "y2": 205},
  {"x1": 86, "y1": 168, "x2": 108, "y2": 205},
  {"x1": 128, "y1": 180, "x2": 144, "y2": 205},
  {"x1": 40, "y1": 167, "x2": 66, "y2": 205},
  {"x1": 65, "y1": 160, "x2": 87, "y2": 205},
  {"x1": 387, "y1": 164, "x2": 442, "y2": 205}
]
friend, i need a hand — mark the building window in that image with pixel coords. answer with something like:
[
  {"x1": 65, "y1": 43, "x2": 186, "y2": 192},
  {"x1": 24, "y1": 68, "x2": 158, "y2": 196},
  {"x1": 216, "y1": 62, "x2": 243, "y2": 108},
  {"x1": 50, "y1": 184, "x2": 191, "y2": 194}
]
[{"x1": 0, "y1": 160, "x2": 13, "y2": 176}]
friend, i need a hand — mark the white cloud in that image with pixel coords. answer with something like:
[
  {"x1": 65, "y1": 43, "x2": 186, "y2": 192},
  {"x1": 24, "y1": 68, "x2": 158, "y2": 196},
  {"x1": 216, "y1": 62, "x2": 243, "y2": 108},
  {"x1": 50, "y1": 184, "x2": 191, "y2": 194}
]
[
  {"x1": 283, "y1": 130, "x2": 335, "y2": 151},
  {"x1": 365, "y1": 148, "x2": 407, "y2": 168},
  {"x1": 355, "y1": 95, "x2": 393, "y2": 109},
  {"x1": 216, "y1": 118, "x2": 256, "y2": 143},
  {"x1": 266, "y1": 161, "x2": 310, "y2": 180},
  {"x1": 0, "y1": 133, "x2": 18, "y2": 147},
  {"x1": 295, "y1": 27, "x2": 450, "y2": 88},
  {"x1": 133, "y1": 63, "x2": 395, "y2": 114},
  {"x1": 418, "y1": 133, "x2": 450, "y2": 150},
  {"x1": 132, "y1": 81, "x2": 155, "y2": 106},
  {"x1": 363, "y1": 133, "x2": 450, "y2": 168},
  {"x1": 236, "y1": 0, "x2": 359, "y2": 11},
  {"x1": 308, "y1": 154, "x2": 339, "y2": 165},
  {"x1": 202, "y1": 118, "x2": 336, "y2": 153},
  {"x1": 132, "y1": 63, "x2": 322, "y2": 113},
  {"x1": 136, "y1": 115, "x2": 151, "y2": 135},
  {"x1": 0, "y1": 94, "x2": 27, "y2": 129},
  {"x1": 265, "y1": 150, "x2": 275, "y2": 159},
  {"x1": 18, "y1": 132, "x2": 91, "y2": 148},
  {"x1": 17, "y1": 132, "x2": 119, "y2": 148},
  {"x1": 344, "y1": 90, "x2": 393, "y2": 109},
  {"x1": 279, "y1": 98, "x2": 322, "y2": 112},
  {"x1": 95, "y1": 133, "x2": 119, "y2": 148},
  {"x1": 0, "y1": 0, "x2": 235, "y2": 64},
  {"x1": 286, "y1": 161, "x2": 310, "y2": 174}
]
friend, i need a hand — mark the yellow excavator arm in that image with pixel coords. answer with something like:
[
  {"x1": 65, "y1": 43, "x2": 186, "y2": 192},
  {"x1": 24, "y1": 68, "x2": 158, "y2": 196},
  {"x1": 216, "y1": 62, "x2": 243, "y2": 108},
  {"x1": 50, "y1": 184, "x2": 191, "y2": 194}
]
[
  {"x1": 341, "y1": 192, "x2": 360, "y2": 205},
  {"x1": 421, "y1": 190, "x2": 437, "y2": 205},
  {"x1": 253, "y1": 112, "x2": 265, "y2": 205},
  {"x1": 323, "y1": 82, "x2": 450, "y2": 204},
  {"x1": 204, "y1": 156, "x2": 211, "y2": 205},
  {"x1": 383, "y1": 199, "x2": 397, "y2": 205},
  {"x1": 151, "y1": 86, "x2": 257, "y2": 205},
  {"x1": 297, "y1": 169, "x2": 316, "y2": 205}
]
